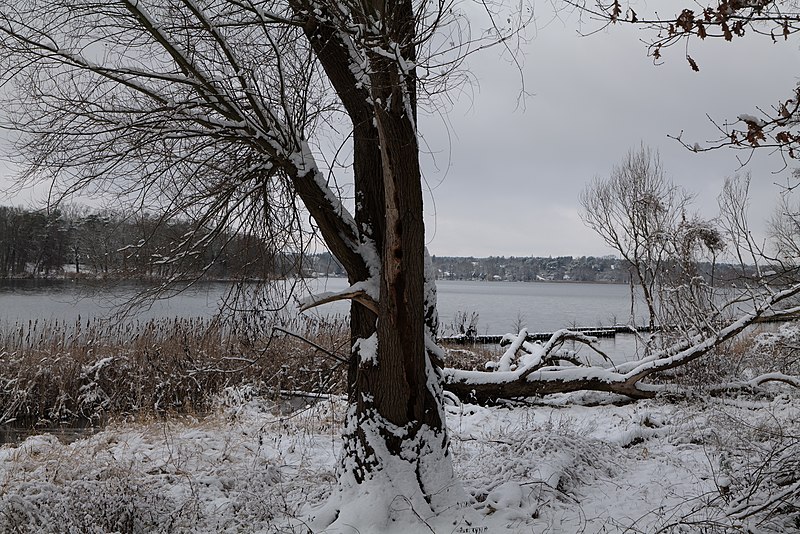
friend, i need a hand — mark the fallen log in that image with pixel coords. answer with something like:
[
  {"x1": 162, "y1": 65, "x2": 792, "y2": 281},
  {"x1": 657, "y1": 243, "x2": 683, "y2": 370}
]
[{"x1": 441, "y1": 285, "x2": 800, "y2": 404}]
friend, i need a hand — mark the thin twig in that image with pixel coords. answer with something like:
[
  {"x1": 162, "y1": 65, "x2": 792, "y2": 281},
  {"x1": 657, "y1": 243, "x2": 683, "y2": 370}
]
[{"x1": 272, "y1": 326, "x2": 348, "y2": 364}]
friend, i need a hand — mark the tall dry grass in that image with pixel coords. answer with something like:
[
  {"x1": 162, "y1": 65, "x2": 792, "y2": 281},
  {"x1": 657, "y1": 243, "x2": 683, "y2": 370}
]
[{"x1": 0, "y1": 314, "x2": 349, "y2": 427}]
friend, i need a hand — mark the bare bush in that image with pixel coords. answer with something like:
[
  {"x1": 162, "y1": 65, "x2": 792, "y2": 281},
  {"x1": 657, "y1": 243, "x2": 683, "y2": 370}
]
[
  {"x1": 749, "y1": 324, "x2": 800, "y2": 377},
  {"x1": 654, "y1": 401, "x2": 800, "y2": 533}
]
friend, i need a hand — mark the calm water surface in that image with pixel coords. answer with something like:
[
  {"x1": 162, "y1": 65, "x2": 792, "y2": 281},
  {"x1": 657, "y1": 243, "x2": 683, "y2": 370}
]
[
  {"x1": 0, "y1": 278, "x2": 645, "y2": 358},
  {"x1": 0, "y1": 278, "x2": 639, "y2": 331},
  {"x1": 0, "y1": 279, "x2": 229, "y2": 323}
]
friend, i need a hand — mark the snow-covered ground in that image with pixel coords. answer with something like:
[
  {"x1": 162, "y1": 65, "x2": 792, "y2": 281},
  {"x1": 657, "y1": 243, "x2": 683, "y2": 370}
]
[{"x1": 0, "y1": 387, "x2": 797, "y2": 533}]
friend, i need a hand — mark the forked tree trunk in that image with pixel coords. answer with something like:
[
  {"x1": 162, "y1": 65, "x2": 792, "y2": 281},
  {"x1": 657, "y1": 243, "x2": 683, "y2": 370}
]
[{"x1": 303, "y1": 3, "x2": 474, "y2": 530}]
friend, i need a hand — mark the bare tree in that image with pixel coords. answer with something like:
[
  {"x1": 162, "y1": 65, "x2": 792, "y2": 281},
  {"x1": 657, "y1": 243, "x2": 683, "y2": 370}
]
[
  {"x1": 440, "y1": 152, "x2": 800, "y2": 405},
  {"x1": 442, "y1": 181, "x2": 800, "y2": 404},
  {"x1": 0, "y1": 0, "x2": 532, "y2": 529},
  {"x1": 656, "y1": 213, "x2": 727, "y2": 339},
  {"x1": 581, "y1": 144, "x2": 692, "y2": 330},
  {"x1": 769, "y1": 170, "x2": 800, "y2": 278}
]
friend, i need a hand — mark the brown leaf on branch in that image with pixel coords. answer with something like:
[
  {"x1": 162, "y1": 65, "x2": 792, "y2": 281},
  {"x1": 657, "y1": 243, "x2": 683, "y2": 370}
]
[
  {"x1": 611, "y1": 0, "x2": 622, "y2": 22},
  {"x1": 677, "y1": 9, "x2": 695, "y2": 32},
  {"x1": 744, "y1": 123, "x2": 766, "y2": 146},
  {"x1": 687, "y1": 55, "x2": 700, "y2": 71},
  {"x1": 722, "y1": 21, "x2": 733, "y2": 40}
]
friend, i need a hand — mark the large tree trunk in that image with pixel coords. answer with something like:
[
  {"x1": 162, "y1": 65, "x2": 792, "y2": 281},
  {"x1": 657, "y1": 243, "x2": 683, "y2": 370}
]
[
  {"x1": 303, "y1": 3, "x2": 476, "y2": 530},
  {"x1": 317, "y1": 125, "x2": 468, "y2": 530},
  {"x1": 297, "y1": 6, "x2": 384, "y2": 404}
]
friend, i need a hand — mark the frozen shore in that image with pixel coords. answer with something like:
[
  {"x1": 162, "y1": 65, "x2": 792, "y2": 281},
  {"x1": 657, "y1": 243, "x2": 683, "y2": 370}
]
[{"x1": 0, "y1": 388, "x2": 797, "y2": 533}]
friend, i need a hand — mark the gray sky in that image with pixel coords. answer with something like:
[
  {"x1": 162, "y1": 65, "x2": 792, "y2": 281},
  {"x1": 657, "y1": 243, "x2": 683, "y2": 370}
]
[
  {"x1": 420, "y1": 5, "x2": 799, "y2": 258},
  {"x1": 0, "y1": 3, "x2": 797, "y2": 260}
]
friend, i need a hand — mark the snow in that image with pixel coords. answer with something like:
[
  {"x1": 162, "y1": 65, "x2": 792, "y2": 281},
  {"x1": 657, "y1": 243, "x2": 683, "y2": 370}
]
[
  {"x1": 738, "y1": 113, "x2": 765, "y2": 127},
  {"x1": 298, "y1": 278, "x2": 379, "y2": 310},
  {"x1": 1, "y1": 388, "x2": 796, "y2": 532},
  {"x1": 356, "y1": 238, "x2": 381, "y2": 289},
  {"x1": 496, "y1": 328, "x2": 528, "y2": 372},
  {"x1": 353, "y1": 332, "x2": 377, "y2": 365}
]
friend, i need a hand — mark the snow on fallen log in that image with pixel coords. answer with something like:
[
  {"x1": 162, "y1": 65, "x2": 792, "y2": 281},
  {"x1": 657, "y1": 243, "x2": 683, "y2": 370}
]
[
  {"x1": 490, "y1": 328, "x2": 528, "y2": 372},
  {"x1": 443, "y1": 284, "x2": 800, "y2": 403}
]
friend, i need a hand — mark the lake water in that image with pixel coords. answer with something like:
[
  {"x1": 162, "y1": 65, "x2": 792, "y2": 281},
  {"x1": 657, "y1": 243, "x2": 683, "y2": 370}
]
[
  {"x1": 0, "y1": 278, "x2": 645, "y2": 358},
  {"x1": 0, "y1": 278, "x2": 639, "y2": 331}
]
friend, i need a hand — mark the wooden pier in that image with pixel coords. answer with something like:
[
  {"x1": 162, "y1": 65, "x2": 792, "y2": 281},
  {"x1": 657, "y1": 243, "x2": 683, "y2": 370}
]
[
  {"x1": 441, "y1": 313, "x2": 800, "y2": 345},
  {"x1": 440, "y1": 325, "x2": 644, "y2": 345}
]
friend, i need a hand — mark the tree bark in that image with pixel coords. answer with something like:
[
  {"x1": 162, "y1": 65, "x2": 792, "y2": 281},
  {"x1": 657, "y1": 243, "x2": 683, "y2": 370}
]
[{"x1": 294, "y1": 4, "x2": 468, "y2": 530}]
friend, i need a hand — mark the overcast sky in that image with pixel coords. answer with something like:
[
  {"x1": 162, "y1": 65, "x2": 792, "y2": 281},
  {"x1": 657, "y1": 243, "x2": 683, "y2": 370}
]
[
  {"x1": 0, "y1": 3, "x2": 797, "y2": 260},
  {"x1": 419, "y1": 4, "x2": 799, "y2": 258}
]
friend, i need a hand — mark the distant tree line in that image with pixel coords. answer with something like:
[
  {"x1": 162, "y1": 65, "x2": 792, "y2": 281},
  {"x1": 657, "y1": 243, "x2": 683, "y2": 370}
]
[
  {"x1": 432, "y1": 255, "x2": 629, "y2": 283},
  {"x1": 0, "y1": 205, "x2": 311, "y2": 280},
  {"x1": 431, "y1": 255, "x2": 756, "y2": 286},
  {"x1": 0, "y1": 204, "x2": 754, "y2": 285}
]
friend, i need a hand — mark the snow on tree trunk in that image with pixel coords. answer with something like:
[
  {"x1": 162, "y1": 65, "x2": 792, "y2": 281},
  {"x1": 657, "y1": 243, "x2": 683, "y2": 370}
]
[{"x1": 303, "y1": 3, "x2": 474, "y2": 530}]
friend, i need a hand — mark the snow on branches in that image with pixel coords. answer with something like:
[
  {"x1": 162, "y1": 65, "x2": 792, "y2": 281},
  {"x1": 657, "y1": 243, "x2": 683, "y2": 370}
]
[{"x1": 443, "y1": 283, "x2": 800, "y2": 404}]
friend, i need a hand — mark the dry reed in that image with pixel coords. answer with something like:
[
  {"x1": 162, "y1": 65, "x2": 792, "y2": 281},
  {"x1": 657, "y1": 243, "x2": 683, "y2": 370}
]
[
  {"x1": 0, "y1": 314, "x2": 349, "y2": 427},
  {"x1": 0, "y1": 311, "x2": 533, "y2": 428}
]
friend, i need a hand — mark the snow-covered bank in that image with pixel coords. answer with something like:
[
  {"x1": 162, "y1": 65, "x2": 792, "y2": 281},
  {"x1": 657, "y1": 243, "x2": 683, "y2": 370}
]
[{"x1": 0, "y1": 389, "x2": 797, "y2": 533}]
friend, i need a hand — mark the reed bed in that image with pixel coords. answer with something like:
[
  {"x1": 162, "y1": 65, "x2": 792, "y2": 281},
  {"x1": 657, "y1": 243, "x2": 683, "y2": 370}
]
[
  {"x1": 0, "y1": 311, "x2": 494, "y2": 428},
  {"x1": 0, "y1": 314, "x2": 349, "y2": 427}
]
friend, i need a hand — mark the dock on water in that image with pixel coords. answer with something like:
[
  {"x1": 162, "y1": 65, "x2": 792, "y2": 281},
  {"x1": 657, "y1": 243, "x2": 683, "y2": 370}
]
[
  {"x1": 440, "y1": 314, "x2": 799, "y2": 345},
  {"x1": 439, "y1": 325, "x2": 645, "y2": 345}
]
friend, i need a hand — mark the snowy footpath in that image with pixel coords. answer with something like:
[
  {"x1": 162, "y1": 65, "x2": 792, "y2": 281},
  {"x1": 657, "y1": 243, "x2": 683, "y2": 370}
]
[{"x1": 0, "y1": 388, "x2": 797, "y2": 533}]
